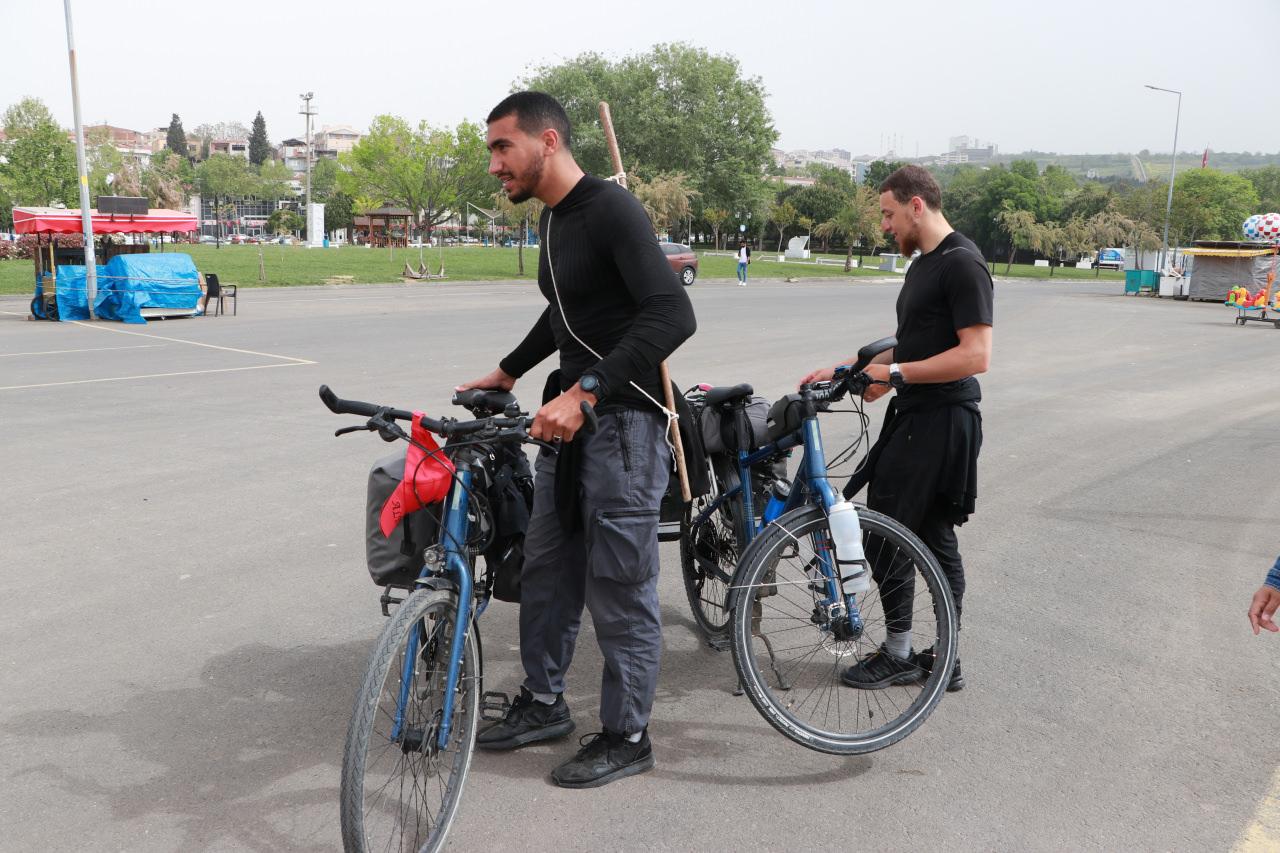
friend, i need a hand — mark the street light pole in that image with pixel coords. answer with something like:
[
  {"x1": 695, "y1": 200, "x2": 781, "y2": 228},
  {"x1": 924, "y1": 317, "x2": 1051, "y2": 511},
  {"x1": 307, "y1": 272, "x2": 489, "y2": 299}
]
[
  {"x1": 63, "y1": 0, "x2": 97, "y2": 319},
  {"x1": 1146, "y1": 84, "x2": 1181, "y2": 272},
  {"x1": 299, "y1": 92, "x2": 316, "y2": 242}
]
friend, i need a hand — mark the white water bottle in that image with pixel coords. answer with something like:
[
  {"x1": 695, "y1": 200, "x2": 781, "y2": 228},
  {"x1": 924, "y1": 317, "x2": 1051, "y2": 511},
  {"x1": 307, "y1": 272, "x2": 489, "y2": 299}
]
[{"x1": 827, "y1": 500, "x2": 870, "y2": 594}]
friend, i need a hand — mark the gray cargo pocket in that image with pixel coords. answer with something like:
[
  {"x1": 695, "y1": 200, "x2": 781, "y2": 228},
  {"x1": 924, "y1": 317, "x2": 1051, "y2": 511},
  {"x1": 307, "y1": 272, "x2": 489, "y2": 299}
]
[{"x1": 590, "y1": 508, "x2": 660, "y2": 584}]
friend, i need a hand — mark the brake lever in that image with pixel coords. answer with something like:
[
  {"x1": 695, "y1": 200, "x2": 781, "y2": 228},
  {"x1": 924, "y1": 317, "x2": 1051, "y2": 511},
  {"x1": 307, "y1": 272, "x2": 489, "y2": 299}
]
[{"x1": 334, "y1": 424, "x2": 373, "y2": 437}]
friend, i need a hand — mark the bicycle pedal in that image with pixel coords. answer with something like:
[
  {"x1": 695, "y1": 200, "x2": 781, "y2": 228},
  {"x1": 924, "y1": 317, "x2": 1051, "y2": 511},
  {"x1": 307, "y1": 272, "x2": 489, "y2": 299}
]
[{"x1": 480, "y1": 690, "x2": 511, "y2": 721}]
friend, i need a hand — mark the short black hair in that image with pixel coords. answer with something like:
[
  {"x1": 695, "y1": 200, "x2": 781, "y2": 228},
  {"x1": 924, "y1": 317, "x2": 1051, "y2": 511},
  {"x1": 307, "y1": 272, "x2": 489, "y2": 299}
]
[
  {"x1": 879, "y1": 165, "x2": 942, "y2": 211},
  {"x1": 486, "y1": 91, "x2": 572, "y2": 151}
]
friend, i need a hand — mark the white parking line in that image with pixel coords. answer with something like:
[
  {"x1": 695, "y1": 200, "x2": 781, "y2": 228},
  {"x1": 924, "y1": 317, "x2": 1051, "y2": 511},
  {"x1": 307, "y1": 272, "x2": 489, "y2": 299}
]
[
  {"x1": 0, "y1": 362, "x2": 312, "y2": 391},
  {"x1": 65, "y1": 320, "x2": 315, "y2": 364},
  {"x1": 0, "y1": 344, "x2": 162, "y2": 358}
]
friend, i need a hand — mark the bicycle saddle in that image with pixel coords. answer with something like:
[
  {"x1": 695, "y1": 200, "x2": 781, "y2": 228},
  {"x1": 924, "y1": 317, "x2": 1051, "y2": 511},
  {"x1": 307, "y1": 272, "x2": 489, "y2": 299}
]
[
  {"x1": 452, "y1": 388, "x2": 518, "y2": 415},
  {"x1": 704, "y1": 383, "x2": 754, "y2": 407}
]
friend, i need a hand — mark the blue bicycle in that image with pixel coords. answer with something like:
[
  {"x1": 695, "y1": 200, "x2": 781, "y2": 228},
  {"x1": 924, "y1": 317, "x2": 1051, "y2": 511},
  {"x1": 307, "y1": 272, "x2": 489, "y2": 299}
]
[
  {"x1": 320, "y1": 385, "x2": 593, "y2": 852},
  {"x1": 684, "y1": 338, "x2": 958, "y2": 754}
]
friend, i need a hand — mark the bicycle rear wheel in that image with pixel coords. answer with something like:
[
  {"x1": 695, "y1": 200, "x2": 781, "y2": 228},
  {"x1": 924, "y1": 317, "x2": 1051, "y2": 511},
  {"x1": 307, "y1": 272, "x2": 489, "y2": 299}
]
[
  {"x1": 730, "y1": 505, "x2": 955, "y2": 755},
  {"x1": 680, "y1": 456, "x2": 745, "y2": 644},
  {"x1": 341, "y1": 588, "x2": 479, "y2": 852}
]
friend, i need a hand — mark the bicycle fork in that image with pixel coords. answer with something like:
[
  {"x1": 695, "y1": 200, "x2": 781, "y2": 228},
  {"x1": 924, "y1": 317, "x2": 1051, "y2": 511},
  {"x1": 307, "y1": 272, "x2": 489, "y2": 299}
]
[{"x1": 391, "y1": 470, "x2": 475, "y2": 753}]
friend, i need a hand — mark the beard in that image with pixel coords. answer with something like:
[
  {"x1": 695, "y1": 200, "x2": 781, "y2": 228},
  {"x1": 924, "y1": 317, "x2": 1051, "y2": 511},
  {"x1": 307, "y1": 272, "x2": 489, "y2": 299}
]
[
  {"x1": 503, "y1": 151, "x2": 545, "y2": 204},
  {"x1": 894, "y1": 226, "x2": 920, "y2": 256}
]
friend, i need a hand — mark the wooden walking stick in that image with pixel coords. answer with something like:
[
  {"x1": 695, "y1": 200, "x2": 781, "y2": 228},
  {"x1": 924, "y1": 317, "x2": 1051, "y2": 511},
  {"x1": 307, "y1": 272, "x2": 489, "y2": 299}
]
[{"x1": 598, "y1": 101, "x2": 692, "y2": 503}]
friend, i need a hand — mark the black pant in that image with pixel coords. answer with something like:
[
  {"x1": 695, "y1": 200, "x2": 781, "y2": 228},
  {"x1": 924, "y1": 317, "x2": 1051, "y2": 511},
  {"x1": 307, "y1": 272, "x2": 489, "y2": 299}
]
[{"x1": 869, "y1": 501, "x2": 965, "y2": 636}]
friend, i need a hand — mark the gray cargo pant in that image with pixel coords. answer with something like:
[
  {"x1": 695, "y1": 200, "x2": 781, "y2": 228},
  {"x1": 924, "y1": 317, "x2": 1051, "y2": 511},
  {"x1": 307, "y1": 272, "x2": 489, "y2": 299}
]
[{"x1": 519, "y1": 408, "x2": 669, "y2": 735}]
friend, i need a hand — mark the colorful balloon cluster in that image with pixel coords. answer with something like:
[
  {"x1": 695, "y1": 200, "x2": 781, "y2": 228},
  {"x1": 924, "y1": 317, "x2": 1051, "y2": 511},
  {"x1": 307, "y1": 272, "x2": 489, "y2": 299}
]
[{"x1": 1242, "y1": 213, "x2": 1280, "y2": 243}]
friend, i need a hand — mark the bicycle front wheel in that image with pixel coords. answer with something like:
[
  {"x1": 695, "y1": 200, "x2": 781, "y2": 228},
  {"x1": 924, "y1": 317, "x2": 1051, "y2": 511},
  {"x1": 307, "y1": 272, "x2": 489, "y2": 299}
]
[
  {"x1": 680, "y1": 456, "x2": 745, "y2": 644},
  {"x1": 730, "y1": 505, "x2": 955, "y2": 755},
  {"x1": 341, "y1": 588, "x2": 480, "y2": 852}
]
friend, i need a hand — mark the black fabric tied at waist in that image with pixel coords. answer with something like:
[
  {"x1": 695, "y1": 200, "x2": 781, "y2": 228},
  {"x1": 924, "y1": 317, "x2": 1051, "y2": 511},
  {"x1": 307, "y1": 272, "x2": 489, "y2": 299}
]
[{"x1": 844, "y1": 378, "x2": 983, "y2": 529}]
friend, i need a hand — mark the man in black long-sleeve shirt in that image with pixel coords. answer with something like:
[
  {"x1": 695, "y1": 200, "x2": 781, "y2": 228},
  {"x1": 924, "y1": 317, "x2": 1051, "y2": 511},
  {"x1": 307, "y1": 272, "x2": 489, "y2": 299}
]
[{"x1": 457, "y1": 92, "x2": 695, "y2": 788}]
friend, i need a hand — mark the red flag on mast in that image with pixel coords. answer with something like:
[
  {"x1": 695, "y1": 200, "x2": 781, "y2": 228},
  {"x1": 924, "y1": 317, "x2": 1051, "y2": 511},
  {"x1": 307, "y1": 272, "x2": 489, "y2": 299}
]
[{"x1": 1202, "y1": 148, "x2": 1209, "y2": 168}]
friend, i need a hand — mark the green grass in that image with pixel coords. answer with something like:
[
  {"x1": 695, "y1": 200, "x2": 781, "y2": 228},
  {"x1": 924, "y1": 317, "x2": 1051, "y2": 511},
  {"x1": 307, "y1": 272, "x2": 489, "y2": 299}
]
[{"x1": 0, "y1": 243, "x2": 1123, "y2": 296}]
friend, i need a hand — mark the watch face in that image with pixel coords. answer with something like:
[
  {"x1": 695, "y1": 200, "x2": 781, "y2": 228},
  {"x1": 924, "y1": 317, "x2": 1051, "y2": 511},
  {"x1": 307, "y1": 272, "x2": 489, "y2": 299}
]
[{"x1": 580, "y1": 374, "x2": 599, "y2": 393}]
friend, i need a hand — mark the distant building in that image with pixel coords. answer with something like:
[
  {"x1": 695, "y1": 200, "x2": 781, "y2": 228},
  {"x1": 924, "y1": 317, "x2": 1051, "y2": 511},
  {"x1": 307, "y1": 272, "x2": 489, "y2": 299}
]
[
  {"x1": 312, "y1": 124, "x2": 361, "y2": 159},
  {"x1": 83, "y1": 124, "x2": 154, "y2": 166},
  {"x1": 948, "y1": 134, "x2": 997, "y2": 162}
]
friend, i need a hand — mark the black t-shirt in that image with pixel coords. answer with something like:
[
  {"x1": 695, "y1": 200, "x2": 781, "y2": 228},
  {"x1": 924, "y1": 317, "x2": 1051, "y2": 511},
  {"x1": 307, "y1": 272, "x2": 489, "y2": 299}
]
[
  {"x1": 499, "y1": 175, "x2": 696, "y2": 410},
  {"x1": 893, "y1": 231, "x2": 993, "y2": 407}
]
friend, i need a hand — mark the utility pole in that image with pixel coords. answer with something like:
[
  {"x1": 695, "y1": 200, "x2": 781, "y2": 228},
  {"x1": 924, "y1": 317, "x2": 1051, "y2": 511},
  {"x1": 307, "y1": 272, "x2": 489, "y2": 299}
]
[
  {"x1": 1145, "y1": 84, "x2": 1182, "y2": 273},
  {"x1": 63, "y1": 0, "x2": 97, "y2": 318},
  {"x1": 299, "y1": 92, "x2": 316, "y2": 240}
]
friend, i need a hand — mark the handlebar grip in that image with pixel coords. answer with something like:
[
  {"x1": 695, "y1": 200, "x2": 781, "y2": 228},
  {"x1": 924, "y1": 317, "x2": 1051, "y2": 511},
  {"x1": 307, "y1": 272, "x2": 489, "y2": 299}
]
[
  {"x1": 580, "y1": 401, "x2": 598, "y2": 434},
  {"x1": 319, "y1": 384, "x2": 379, "y2": 417}
]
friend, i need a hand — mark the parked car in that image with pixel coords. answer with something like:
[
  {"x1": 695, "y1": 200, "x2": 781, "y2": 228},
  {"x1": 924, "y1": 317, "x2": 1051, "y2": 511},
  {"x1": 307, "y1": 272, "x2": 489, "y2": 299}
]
[{"x1": 660, "y1": 242, "x2": 698, "y2": 286}]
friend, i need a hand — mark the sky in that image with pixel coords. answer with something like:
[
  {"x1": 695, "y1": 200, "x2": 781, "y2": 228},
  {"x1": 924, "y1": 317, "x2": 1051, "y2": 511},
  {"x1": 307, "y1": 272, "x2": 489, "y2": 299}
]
[{"x1": 5, "y1": 0, "x2": 1277, "y2": 159}]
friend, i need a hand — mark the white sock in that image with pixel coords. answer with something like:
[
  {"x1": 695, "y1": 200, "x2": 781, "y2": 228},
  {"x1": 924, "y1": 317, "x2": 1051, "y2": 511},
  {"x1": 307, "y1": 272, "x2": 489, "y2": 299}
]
[
  {"x1": 626, "y1": 730, "x2": 643, "y2": 743},
  {"x1": 884, "y1": 631, "x2": 912, "y2": 660},
  {"x1": 531, "y1": 691, "x2": 557, "y2": 705}
]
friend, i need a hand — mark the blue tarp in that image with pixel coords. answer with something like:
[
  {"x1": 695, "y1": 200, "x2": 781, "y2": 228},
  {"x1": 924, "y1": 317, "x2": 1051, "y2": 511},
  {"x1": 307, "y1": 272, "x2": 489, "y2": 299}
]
[{"x1": 50, "y1": 253, "x2": 201, "y2": 323}]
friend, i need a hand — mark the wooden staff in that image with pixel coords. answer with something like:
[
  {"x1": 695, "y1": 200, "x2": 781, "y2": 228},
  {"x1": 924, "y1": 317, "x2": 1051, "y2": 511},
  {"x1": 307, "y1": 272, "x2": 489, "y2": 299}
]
[{"x1": 598, "y1": 100, "x2": 691, "y2": 503}]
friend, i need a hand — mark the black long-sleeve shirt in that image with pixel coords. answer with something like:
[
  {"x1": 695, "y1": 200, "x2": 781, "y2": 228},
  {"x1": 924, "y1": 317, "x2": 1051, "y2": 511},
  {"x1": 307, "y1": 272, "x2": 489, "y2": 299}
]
[{"x1": 499, "y1": 175, "x2": 696, "y2": 410}]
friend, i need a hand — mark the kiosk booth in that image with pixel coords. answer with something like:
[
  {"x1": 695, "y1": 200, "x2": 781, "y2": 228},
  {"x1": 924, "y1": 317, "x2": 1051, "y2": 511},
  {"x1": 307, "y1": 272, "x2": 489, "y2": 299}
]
[{"x1": 13, "y1": 201, "x2": 201, "y2": 323}]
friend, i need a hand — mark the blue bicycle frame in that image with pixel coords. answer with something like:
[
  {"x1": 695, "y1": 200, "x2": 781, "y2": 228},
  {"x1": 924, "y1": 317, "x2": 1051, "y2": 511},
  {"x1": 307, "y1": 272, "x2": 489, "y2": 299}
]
[
  {"x1": 692, "y1": 405, "x2": 865, "y2": 632},
  {"x1": 390, "y1": 458, "x2": 489, "y2": 751}
]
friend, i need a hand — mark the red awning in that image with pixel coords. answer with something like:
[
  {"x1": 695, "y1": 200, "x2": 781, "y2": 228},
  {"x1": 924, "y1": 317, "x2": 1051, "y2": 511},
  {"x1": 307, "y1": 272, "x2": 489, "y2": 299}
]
[{"x1": 12, "y1": 206, "x2": 198, "y2": 235}]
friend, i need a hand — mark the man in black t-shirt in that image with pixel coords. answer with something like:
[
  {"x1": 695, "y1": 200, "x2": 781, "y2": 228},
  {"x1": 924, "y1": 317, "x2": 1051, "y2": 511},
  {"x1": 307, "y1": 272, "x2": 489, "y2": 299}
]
[
  {"x1": 457, "y1": 92, "x2": 696, "y2": 788},
  {"x1": 800, "y1": 165, "x2": 993, "y2": 693}
]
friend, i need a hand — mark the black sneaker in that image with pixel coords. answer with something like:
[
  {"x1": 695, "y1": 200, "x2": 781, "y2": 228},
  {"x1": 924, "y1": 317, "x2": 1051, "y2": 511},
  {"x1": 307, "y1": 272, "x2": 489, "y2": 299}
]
[
  {"x1": 840, "y1": 644, "x2": 922, "y2": 689},
  {"x1": 475, "y1": 687, "x2": 575, "y2": 751},
  {"x1": 913, "y1": 647, "x2": 965, "y2": 692},
  {"x1": 550, "y1": 728, "x2": 655, "y2": 789}
]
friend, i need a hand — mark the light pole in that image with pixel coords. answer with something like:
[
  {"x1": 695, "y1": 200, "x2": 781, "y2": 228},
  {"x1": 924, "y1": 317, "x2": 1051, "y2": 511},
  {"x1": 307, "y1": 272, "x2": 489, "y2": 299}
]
[
  {"x1": 1145, "y1": 84, "x2": 1181, "y2": 272},
  {"x1": 299, "y1": 92, "x2": 316, "y2": 241},
  {"x1": 63, "y1": 0, "x2": 97, "y2": 318}
]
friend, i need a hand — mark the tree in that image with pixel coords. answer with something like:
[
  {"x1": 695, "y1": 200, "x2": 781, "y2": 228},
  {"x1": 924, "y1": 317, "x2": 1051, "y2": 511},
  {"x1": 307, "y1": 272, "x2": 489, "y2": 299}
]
[
  {"x1": 813, "y1": 184, "x2": 883, "y2": 269},
  {"x1": 995, "y1": 207, "x2": 1039, "y2": 274},
  {"x1": 310, "y1": 156, "x2": 341, "y2": 201},
  {"x1": 255, "y1": 160, "x2": 296, "y2": 202},
  {"x1": 1084, "y1": 210, "x2": 1136, "y2": 277},
  {"x1": 196, "y1": 154, "x2": 255, "y2": 243},
  {"x1": 141, "y1": 149, "x2": 191, "y2": 209},
  {"x1": 86, "y1": 128, "x2": 142, "y2": 199},
  {"x1": 768, "y1": 200, "x2": 798, "y2": 253},
  {"x1": 1243, "y1": 166, "x2": 1280, "y2": 214},
  {"x1": 324, "y1": 191, "x2": 355, "y2": 236},
  {"x1": 248, "y1": 111, "x2": 271, "y2": 166},
  {"x1": 0, "y1": 97, "x2": 78, "y2": 208},
  {"x1": 267, "y1": 208, "x2": 303, "y2": 236},
  {"x1": 780, "y1": 183, "x2": 845, "y2": 250},
  {"x1": 339, "y1": 116, "x2": 492, "y2": 240},
  {"x1": 703, "y1": 207, "x2": 731, "y2": 250},
  {"x1": 493, "y1": 192, "x2": 546, "y2": 276},
  {"x1": 631, "y1": 172, "x2": 699, "y2": 239},
  {"x1": 166, "y1": 114, "x2": 188, "y2": 158},
  {"x1": 520, "y1": 43, "x2": 777, "y2": 216},
  {"x1": 1169, "y1": 168, "x2": 1259, "y2": 244},
  {"x1": 863, "y1": 160, "x2": 906, "y2": 188}
]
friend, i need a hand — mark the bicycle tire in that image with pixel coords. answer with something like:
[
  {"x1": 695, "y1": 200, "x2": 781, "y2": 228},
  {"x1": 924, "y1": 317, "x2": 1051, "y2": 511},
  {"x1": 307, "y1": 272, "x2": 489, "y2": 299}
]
[
  {"x1": 730, "y1": 505, "x2": 956, "y2": 755},
  {"x1": 341, "y1": 588, "x2": 480, "y2": 853},
  {"x1": 680, "y1": 456, "x2": 746, "y2": 644}
]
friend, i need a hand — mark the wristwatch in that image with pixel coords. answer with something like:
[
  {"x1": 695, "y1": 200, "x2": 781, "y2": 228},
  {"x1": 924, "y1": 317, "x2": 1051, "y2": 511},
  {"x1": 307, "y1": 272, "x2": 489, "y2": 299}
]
[
  {"x1": 578, "y1": 372, "x2": 602, "y2": 397},
  {"x1": 888, "y1": 363, "x2": 906, "y2": 390}
]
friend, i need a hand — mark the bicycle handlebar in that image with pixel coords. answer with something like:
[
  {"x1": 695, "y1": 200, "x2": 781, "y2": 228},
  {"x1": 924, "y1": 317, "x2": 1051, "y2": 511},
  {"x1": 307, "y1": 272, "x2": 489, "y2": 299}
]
[{"x1": 318, "y1": 385, "x2": 597, "y2": 445}]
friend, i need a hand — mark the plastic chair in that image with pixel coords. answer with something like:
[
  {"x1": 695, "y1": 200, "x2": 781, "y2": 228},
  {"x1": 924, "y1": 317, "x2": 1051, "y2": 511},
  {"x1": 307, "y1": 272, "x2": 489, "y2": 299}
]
[{"x1": 205, "y1": 273, "x2": 237, "y2": 316}]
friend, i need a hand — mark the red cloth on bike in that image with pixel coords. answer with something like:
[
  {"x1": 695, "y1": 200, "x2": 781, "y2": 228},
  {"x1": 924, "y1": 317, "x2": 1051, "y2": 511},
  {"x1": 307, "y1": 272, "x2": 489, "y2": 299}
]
[{"x1": 379, "y1": 413, "x2": 454, "y2": 537}]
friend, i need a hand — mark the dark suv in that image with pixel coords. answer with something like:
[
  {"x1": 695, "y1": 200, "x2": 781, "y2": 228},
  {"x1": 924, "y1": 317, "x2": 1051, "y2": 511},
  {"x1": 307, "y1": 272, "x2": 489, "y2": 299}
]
[{"x1": 660, "y1": 242, "x2": 698, "y2": 286}]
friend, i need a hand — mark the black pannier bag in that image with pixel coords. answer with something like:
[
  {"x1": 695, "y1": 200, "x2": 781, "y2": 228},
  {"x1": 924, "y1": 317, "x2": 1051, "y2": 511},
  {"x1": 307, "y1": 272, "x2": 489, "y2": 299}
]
[
  {"x1": 766, "y1": 393, "x2": 809, "y2": 443},
  {"x1": 479, "y1": 441, "x2": 535, "y2": 603},
  {"x1": 365, "y1": 450, "x2": 440, "y2": 588},
  {"x1": 690, "y1": 389, "x2": 789, "y2": 521},
  {"x1": 657, "y1": 384, "x2": 711, "y2": 541},
  {"x1": 364, "y1": 443, "x2": 534, "y2": 602}
]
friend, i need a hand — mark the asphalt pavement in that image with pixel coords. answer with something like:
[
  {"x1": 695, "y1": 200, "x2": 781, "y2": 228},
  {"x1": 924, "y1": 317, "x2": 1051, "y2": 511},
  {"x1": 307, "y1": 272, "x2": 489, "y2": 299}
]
[{"x1": 2, "y1": 273, "x2": 1278, "y2": 851}]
